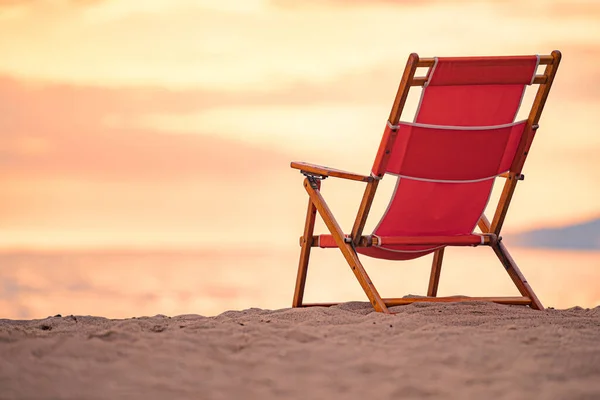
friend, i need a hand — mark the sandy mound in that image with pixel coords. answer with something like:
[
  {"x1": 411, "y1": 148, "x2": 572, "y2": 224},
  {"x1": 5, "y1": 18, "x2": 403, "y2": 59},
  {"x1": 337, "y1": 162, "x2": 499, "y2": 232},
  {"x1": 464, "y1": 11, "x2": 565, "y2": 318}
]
[{"x1": 1, "y1": 302, "x2": 599, "y2": 399}]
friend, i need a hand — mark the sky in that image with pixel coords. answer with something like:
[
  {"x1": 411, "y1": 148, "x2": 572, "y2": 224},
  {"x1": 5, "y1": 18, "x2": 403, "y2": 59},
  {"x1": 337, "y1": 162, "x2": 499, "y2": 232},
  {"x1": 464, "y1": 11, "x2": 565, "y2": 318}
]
[{"x1": 1, "y1": 0, "x2": 599, "y2": 251}]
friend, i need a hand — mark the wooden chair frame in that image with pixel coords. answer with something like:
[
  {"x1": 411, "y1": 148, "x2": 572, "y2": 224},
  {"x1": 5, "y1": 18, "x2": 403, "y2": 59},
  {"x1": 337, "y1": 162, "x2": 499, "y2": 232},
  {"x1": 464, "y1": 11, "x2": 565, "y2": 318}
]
[{"x1": 291, "y1": 51, "x2": 562, "y2": 314}]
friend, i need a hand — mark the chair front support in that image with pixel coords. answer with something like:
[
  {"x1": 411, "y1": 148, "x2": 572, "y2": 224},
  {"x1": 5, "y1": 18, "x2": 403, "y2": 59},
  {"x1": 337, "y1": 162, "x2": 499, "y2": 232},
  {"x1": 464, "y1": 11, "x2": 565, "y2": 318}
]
[{"x1": 302, "y1": 177, "x2": 391, "y2": 314}]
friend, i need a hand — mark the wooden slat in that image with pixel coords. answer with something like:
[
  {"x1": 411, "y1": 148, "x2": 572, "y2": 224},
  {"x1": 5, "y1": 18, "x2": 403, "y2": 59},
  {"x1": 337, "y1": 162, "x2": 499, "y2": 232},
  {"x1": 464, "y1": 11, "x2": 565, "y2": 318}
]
[
  {"x1": 301, "y1": 296, "x2": 533, "y2": 308},
  {"x1": 512, "y1": 50, "x2": 562, "y2": 174},
  {"x1": 538, "y1": 54, "x2": 554, "y2": 65},
  {"x1": 305, "y1": 234, "x2": 496, "y2": 247},
  {"x1": 416, "y1": 58, "x2": 435, "y2": 68},
  {"x1": 478, "y1": 215, "x2": 544, "y2": 310},
  {"x1": 492, "y1": 50, "x2": 562, "y2": 235},
  {"x1": 477, "y1": 214, "x2": 491, "y2": 233},
  {"x1": 382, "y1": 296, "x2": 532, "y2": 306},
  {"x1": 410, "y1": 77, "x2": 429, "y2": 86},
  {"x1": 389, "y1": 53, "x2": 420, "y2": 125},
  {"x1": 492, "y1": 242, "x2": 544, "y2": 310},
  {"x1": 291, "y1": 161, "x2": 371, "y2": 182}
]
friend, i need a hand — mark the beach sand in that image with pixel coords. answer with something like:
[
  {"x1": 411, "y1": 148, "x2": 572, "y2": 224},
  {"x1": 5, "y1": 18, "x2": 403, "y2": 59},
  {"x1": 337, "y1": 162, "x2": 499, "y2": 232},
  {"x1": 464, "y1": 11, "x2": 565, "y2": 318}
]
[{"x1": 1, "y1": 301, "x2": 599, "y2": 400}]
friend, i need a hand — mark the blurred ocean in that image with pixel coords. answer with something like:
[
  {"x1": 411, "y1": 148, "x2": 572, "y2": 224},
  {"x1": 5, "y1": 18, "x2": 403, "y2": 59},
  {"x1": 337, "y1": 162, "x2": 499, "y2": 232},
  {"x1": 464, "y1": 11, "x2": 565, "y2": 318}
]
[{"x1": 1, "y1": 246, "x2": 599, "y2": 319}]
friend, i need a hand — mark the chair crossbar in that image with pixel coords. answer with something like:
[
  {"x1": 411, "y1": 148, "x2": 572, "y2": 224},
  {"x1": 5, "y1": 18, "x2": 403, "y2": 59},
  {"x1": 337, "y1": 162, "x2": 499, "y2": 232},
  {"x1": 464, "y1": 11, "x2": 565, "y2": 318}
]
[{"x1": 302, "y1": 234, "x2": 498, "y2": 248}]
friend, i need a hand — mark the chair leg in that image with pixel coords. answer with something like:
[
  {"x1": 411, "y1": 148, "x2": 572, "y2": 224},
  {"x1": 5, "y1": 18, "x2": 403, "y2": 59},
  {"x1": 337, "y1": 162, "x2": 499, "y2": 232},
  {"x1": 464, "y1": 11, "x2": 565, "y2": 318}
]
[
  {"x1": 427, "y1": 248, "x2": 445, "y2": 297},
  {"x1": 342, "y1": 243, "x2": 390, "y2": 313},
  {"x1": 293, "y1": 184, "x2": 319, "y2": 308},
  {"x1": 303, "y1": 178, "x2": 390, "y2": 314},
  {"x1": 492, "y1": 242, "x2": 544, "y2": 310}
]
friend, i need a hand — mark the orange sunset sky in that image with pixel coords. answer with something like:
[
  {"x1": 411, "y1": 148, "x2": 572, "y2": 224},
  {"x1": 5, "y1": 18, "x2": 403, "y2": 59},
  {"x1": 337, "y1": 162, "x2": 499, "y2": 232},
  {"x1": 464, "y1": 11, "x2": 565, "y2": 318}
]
[{"x1": 1, "y1": 0, "x2": 599, "y2": 251}]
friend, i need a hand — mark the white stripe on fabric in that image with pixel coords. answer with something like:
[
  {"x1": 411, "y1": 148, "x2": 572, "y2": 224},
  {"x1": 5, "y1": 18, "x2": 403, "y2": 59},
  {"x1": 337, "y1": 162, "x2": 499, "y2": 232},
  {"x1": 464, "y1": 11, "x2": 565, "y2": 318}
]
[
  {"x1": 387, "y1": 120, "x2": 399, "y2": 130},
  {"x1": 372, "y1": 233, "x2": 449, "y2": 252},
  {"x1": 386, "y1": 172, "x2": 503, "y2": 184},
  {"x1": 372, "y1": 244, "x2": 445, "y2": 253},
  {"x1": 388, "y1": 120, "x2": 526, "y2": 131}
]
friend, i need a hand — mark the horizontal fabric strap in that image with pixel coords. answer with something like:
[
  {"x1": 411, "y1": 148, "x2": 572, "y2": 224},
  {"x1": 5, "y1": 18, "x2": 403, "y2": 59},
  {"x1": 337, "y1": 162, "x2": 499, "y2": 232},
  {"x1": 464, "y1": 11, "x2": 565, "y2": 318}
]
[
  {"x1": 376, "y1": 234, "x2": 486, "y2": 246},
  {"x1": 426, "y1": 55, "x2": 539, "y2": 86},
  {"x1": 317, "y1": 234, "x2": 348, "y2": 248},
  {"x1": 376, "y1": 121, "x2": 526, "y2": 181}
]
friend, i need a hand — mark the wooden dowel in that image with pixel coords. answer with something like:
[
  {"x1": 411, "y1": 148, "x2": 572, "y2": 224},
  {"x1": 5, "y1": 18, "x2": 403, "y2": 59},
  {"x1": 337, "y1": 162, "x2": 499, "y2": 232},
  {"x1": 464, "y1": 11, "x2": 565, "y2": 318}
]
[
  {"x1": 300, "y1": 296, "x2": 533, "y2": 308},
  {"x1": 538, "y1": 55, "x2": 554, "y2": 64},
  {"x1": 382, "y1": 296, "x2": 532, "y2": 306},
  {"x1": 304, "y1": 234, "x2": 496, "y2": 247},
  {"x1": 416, "y1": 58, "x2": 436, "y2": 67}
]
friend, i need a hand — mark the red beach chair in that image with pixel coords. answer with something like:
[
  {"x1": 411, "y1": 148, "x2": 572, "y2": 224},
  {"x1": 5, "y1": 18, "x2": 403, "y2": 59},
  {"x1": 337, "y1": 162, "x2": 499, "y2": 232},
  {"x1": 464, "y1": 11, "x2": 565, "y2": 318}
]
[{"x1": 291, "y1": 51, "x2": 562, "y2": 314}]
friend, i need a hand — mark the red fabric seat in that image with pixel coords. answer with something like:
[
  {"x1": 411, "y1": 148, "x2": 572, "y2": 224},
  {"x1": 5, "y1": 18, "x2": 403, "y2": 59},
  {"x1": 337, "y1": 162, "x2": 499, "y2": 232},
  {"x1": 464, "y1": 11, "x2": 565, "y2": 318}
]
[{"x1": 360, "y1": 56, "x2": 539, "y2": 260}]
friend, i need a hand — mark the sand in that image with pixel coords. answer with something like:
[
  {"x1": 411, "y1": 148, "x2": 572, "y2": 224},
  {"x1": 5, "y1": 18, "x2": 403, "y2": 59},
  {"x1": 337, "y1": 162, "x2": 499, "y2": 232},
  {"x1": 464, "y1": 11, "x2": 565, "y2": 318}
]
[{"x1": 1, "y1": 302, "x2": 599, "y2": 400}]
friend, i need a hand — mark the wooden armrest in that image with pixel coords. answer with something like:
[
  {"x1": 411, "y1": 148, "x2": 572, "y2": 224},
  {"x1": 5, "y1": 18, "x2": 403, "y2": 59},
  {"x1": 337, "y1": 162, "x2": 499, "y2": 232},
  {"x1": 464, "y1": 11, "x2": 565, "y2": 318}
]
[{"x1": 290, "y1": 161, "x2": 372, "y2": 182}]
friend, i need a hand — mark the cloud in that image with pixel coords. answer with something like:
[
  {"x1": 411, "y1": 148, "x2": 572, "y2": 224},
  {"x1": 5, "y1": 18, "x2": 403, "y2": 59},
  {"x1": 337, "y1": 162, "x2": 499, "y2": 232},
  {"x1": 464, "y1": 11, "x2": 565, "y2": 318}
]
[
  {"x1": 0, "y1": 75, "x2": 315, "y2": 249},
  {"x1": 0, "y1": 0, "x2": 104, "y2": 9},
  {"x1": 532, "y1": 1, "x2": 600, "y2": 19},
  {"x1": 0, "y1": 76, "x2": 292, "y2": 182},
  {"x1": 9, "y1": 0, "x2": 600, "y2": 92},
  {"x1": 552, "y1": 45, "x2": 600, "y2": 101},
  {"x1": 270, "y1": 0, "x2": 433, "y2": 9},
  {"x1": 1, "y1": 21, "x2": 599, "y2": 248}
]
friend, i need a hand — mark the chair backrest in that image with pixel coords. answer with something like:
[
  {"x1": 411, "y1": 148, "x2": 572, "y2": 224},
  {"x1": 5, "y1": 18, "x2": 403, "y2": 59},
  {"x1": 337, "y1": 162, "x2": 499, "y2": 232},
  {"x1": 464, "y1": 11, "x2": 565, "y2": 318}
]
[{"x1": 355, "y1": 53, "x2": 561, "y2": 260}]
